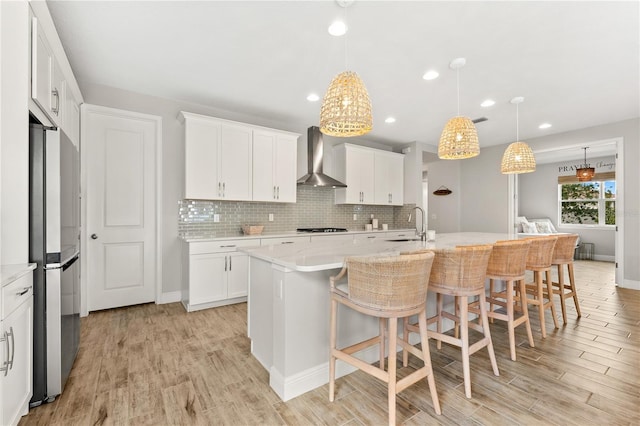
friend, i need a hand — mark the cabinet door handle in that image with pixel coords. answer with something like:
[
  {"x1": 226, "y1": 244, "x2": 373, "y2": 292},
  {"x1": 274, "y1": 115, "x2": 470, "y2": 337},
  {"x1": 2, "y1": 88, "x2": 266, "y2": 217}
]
[
  {"x1": 224, "y1": 256, "x2": 228, "y2": 272},
  {"x1": 51, "y1": 88, "x2": 60, "y2": 115},
  {"x1": 7, "y1": 327, "x2": 14, "y2": 370},
  {"x1": 220, "y1": 244, "x2": 236, "y2": 248},
  {"x1": 229, "y1": 256, "x2": 232, "y2": 271},
  {"x1": 222, "y1": 182, "x2": 226, "y2": 197},
  {"x1": 277, "y1": 186, "x2": 280, "y2": 200},
  {"x1": 0, "y1": 331, "x2": 8, "y2": 376},
  {"x1": 273, "y1": 186, "x2": 276, "y2": 199},
  {"x1": 281, "y1": 241, "x2": 294, "y2": 244},
  {"x1": 218, "y1": 182, "x2": 222, "y2": 197},
  {"x1": 17, "y1": 287, "x2": 31, "y2": 296},
  {"x1": 367, "y1": 236, "x2": 376, "y2": 239}
]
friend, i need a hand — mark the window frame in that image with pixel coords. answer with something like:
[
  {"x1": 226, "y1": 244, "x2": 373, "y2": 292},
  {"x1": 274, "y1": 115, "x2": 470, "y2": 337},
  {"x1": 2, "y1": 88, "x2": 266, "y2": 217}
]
[{"x1": 557, "y1": 179, "x2": 616, "y2": 229}]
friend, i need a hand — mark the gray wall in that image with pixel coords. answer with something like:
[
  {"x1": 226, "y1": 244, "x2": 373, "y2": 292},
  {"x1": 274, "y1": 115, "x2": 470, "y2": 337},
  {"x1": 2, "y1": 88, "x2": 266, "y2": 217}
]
[
  {"x1": 519, "y1": 155, "x2": 616, "y2": 259},
  {"x1": 425, "y1": 158, "x2": 461, "y2": 233}
]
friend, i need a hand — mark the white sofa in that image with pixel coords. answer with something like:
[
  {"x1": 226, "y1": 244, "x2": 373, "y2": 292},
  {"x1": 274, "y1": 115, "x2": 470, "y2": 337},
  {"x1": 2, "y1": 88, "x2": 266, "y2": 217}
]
[{"x1": 516, "y1": 216, "x2": 581, "y2": 247}]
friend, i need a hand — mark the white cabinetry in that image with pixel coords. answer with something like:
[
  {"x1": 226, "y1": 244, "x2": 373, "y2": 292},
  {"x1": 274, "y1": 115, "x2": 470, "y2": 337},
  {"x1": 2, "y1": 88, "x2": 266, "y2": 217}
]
[
  {"x1": 1, "y1": 269, "x2": 33, "y2": 426},
  {"x1": 182, "y1": 239, "x2": 259, "y2": 312},
  {"x1": 31, "y1": 16, "x2": 63, "y2": 126},
  {"x1": 333, "y1": 144, "x2": 375, "y2": 204},
  {"x1": 333, "y1": 144, "x2": 404, "y2": 206},
  {"x1": 374, "y1": 151, "x2": 404, "y2": 205},
  {"x1": 30, "y1": 14, "x2": 81, "y2": 146},
  {"x1": 252, "y1": 130, "x2": 298, "y2": 203},
  {"x1": 180, "y1": 113, "x2": 253, "y2": 201}
]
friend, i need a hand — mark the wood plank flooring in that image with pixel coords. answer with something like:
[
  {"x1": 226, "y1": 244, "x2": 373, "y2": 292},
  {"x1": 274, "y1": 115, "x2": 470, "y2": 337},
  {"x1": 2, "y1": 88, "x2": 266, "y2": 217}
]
[{"x1": 20, "y1": 260, "x2": 639, "y2": 425}]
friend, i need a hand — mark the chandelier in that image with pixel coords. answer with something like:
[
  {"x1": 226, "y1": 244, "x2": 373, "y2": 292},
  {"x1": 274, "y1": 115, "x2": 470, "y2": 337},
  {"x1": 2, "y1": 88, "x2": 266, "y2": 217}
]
[
  {"x1": 576, "y1": 147, "x2": 595, "y2": 181},
  {"x1": 501, "y1": 97, "x2": 536, "y2": 174}
]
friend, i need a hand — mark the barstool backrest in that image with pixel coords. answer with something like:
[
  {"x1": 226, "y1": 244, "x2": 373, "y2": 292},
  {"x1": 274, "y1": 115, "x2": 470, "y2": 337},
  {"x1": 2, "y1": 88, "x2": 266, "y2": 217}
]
[
  {"x1": 524, "y1": 236, "x2": 558, "y2": 269},
  {"x1": 429, "y1": 245, "x2": 493, "y2": 291},
  {"x1": 345, "y1": 252, "x2": 435, "y2": 311},
  {"x1": 487, "y1": 239, "x2": 531, "y2": 278},
  {"x1": 552, "y1": 234, "x2": 579, "y2": 264}
]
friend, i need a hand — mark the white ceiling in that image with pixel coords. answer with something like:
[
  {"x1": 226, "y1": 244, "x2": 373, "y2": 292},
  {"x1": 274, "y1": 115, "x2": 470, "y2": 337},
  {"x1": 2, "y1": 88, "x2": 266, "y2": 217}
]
[{"x1": 48, "y1": 1, "x2": 639, "y2": 150}]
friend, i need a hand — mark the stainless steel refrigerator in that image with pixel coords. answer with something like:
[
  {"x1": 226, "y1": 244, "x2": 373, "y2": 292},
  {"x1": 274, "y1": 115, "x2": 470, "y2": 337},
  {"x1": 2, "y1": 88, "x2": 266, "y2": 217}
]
[{"x1": 28, "y1": 119, "x2": 80, "y2": 406}]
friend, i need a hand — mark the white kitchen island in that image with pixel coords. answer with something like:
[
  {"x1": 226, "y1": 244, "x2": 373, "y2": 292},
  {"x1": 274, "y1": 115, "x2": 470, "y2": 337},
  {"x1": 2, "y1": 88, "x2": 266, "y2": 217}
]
[{"x1": 244, "y1": 232, "x2": 513, "y2": 401}]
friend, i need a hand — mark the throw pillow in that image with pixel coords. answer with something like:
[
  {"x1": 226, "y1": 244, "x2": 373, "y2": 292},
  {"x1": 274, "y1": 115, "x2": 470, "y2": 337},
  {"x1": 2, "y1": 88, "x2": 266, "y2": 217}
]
[
  {"x1": 535, "y1": 222, "x2": 554, "y2": 234},
  {"x1": 522, "y1": 222, "x2": 538, "y2": 233},
  {"x1": 515, "y1": 216, "x2": 529, "y2": 233}
]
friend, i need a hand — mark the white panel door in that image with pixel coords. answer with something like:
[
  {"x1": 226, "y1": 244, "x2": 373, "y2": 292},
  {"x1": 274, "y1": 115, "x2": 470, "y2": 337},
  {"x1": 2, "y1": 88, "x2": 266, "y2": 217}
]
[
  {"x1": 189, "y1": 253, "x2": 227, "y2": 305},
  {"x1": 85, "y1": 106, "x2": 160, "y2": 311},
  {"x1": 252, "y1": 130, "x2": 276, "y2": 201},
  {"x1": 227, "y1": 252, "x2": 249, "y2": 298},
  {"x1": 184, "y1": 117, "x2": 220, "y2": 200},
  {"x1": 219, "y1": 123, "x2": 252, "y2": 200},
  {"x1": 274, "y1": 135, "x2": 298, "y2": 203}
]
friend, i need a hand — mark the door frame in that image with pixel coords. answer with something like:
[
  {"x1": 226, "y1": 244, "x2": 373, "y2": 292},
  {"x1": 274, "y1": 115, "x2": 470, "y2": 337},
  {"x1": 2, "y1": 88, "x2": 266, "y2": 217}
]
[
  {"x1": 79, "y1": 104, "x2": 163, "y2": 316},
  {"x1": 509, "y1": 137, "x2": 624, "y2": 286}
]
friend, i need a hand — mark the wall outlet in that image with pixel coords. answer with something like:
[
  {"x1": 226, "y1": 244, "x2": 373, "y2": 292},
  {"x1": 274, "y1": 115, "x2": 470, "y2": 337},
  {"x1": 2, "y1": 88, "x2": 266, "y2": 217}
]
[
  {"x1": 353, "y1": 214, "x2": 357, "y2": 221},
  {"x1": 213, "y1": 214, "x2": 220, "y2": 222},
  {"x1": 268, "y1": 213, "x2": 274, "y2": 222}
]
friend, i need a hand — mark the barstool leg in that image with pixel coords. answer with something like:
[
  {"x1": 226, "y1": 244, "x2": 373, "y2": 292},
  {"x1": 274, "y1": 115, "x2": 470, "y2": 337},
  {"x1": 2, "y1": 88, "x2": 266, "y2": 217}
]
[
  {"x1": 546, "y1": 269, "x2": 560, "y2": 329},
  {"x1": 557, "y1": 264, "x2": 568, "y2": 324},
  {"x1": 506, "y1": 279, "x2": 516, "y2": 361},
  {"x1": 401, "y1": 317, "x2": 409, "y2": 367},
  {"x1": 388, "y1": 318, "x2": 398, "y2": 426},
  {"x1": 478, "y1": 292, "x2": 499, "y2": 376},
  {"x1": 418, "y1": 310, "x2": 441, "y2": 415},
  {"x1": 488, "y1": 279, "x2": 495, "y2": 324},
  {"x1": 460, "y1": 296, "x2": 472, "y2": 398},
  {"x1": 519, "y1": 279, "x2": 535, "y2": 349},
  {"x1": 568, "y1": 263, "x2": 581, "y2": 317},
  {"x1": 436, "y1": 293, "x2": 443, "y2": 350},
  {"x1": 329, "y1": 298, "x2": 338, "y2": 401},
  {"x1": 379, "y1": 318, "x2": 386, "y2": 370},
  {"x1": 536, "y1": 271, "x2": 547, "y2": 338}
]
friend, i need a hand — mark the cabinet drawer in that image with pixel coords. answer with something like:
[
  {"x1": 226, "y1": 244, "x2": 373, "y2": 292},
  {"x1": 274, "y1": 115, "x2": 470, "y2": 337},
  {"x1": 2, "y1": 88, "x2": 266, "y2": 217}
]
[
  {"x1": 2, "y1": 273, "x2": 33, "y2": 318},
  {"x1": 189, "y1": 238, "x2": 260, "y2": 254},
  {"x1": 261, "y1": 236, "x2": 310, "y2": 245}
]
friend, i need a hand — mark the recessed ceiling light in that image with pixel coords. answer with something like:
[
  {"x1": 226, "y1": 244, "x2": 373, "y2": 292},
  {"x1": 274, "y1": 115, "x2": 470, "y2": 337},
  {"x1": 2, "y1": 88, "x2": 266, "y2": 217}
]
[
  {"x1": 328, "y1": 21, "x2": 347, "y2": 36},
  {"x1": 480, "y1": 99, "x2": 495, "y2": 107},
  {"x1": 539, "y1": 123, "x2": 552, "y2": 129},
  {"x1": 306, "y1": 93, "x2": 320, "y2": 102},
  {"x1": 385, "y1": 117, "x2": 396, "y2": 124},
  {"x1": 422, "y1": 70, "x2": 439, "y2": 80}
]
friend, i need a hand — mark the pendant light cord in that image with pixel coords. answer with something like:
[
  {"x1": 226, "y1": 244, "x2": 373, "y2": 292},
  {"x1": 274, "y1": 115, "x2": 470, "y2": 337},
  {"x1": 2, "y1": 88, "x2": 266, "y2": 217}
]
[
  {"x1": 516, "y1": 103, "x2": 519, "y2": 141},
  {"x1": 344, "y1": 4, "x2": 348, "y2": 69},
  {"x1": 456, "y1": 67, "x2": 460, "y2": 116}
]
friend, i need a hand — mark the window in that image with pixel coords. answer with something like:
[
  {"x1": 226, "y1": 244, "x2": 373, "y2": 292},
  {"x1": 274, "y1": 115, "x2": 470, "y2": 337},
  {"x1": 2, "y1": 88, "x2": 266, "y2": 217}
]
[{"x1": 559, "y1": 180, "x2": 615, "y2": 226}]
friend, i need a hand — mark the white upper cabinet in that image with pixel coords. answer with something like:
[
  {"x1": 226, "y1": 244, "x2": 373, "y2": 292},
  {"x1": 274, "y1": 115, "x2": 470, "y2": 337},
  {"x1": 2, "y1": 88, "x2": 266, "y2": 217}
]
[
  {"x1": 334, "y1": 144, "x2": 403, "y2": 206},
  {"x1": 180, "y1": 111, "x2": 298, "y2": 203},
  {"x1": 30, "y1": 12, "x2": 82, "y2": 145},
  {"x1": 374, "y1": 151, "x2": 404, "y2": 206},
  {"x1": 32, "y1": 16, "x2": 62, "y2": 126},
  {"x1": 252, "y1": 129, "x2": 298, "y2": 203}
]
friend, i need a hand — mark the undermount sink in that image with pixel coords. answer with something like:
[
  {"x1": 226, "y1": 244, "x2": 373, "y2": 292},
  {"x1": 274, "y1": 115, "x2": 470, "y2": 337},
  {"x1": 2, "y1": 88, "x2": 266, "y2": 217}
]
[{"x1": 386, "y1": 238, "x2": 422, "y2": 242}]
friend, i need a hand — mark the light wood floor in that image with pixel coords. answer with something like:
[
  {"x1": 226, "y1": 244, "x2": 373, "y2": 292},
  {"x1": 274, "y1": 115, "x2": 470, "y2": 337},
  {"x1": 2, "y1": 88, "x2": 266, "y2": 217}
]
[{"x1": 20, "y1": 261, "x2": 639, "y2": 425}]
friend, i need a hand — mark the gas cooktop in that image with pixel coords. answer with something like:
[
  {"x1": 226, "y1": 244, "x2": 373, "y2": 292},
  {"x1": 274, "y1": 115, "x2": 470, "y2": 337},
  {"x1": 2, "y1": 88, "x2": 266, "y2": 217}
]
[{"x1": 296, "y1": 227, "x2": 348, "y2": 233}]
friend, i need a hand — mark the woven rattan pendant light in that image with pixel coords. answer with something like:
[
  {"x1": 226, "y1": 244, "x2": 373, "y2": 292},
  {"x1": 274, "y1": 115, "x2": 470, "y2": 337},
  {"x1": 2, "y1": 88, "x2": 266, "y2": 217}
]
[
  {"x1": 319, "y1": 1, "x2": 372, "y2": 137},
  {"x1": 576, "y1": 147, "x2": 595, "y2": 181},
  {"x1": 501, "y1": 97, "x2": 536, "y2": 174},
  {"x1": 438, "y1": 58, "x2": 479, "y2": 159}
]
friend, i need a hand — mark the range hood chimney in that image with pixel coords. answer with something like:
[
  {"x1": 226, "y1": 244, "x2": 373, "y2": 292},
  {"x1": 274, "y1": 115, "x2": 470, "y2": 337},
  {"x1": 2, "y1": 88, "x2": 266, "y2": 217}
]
[{"x1": 297, "y1": 126, "x2": 347, "y2": 188}]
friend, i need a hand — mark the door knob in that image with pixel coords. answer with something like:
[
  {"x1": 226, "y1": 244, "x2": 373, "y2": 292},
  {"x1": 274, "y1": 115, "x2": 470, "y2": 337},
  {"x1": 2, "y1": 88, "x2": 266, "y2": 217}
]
[{"x1": 91, "y1": 234, "x2": 98, "y2": 240}]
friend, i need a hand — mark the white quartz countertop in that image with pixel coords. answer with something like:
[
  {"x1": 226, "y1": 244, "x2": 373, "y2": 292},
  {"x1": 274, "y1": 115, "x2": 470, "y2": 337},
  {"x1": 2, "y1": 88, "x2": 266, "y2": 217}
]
[
  {"x1": 1, "y1": 263, "x2": 37, "y2": 287},
  {"x1": 180, "y1": 228, "x2": 416, "y2": 242},
  {"x1": 242, "y1": 232, "x2": 514, "y2": 272}
]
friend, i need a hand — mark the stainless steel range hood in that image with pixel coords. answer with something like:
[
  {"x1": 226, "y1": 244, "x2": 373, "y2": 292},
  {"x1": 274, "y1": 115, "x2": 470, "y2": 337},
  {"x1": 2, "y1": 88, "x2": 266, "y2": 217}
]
[{"x1": 297, "y1": 126, "x2": 347, "y2": 188}]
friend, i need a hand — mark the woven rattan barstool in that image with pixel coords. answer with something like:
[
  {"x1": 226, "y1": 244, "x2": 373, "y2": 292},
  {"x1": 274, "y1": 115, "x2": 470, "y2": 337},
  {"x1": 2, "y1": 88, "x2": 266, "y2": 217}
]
[
  {"x1": 329, "y1": 252, "x2": 441, "y2": 425},
  {"x1": 522, "y1": 236, "x2": 560, "y2": 338},
  {"x1": 405, "y1": 245, "x2": 498, "y2": 399},
  {"x1": 549, "y1": 234, "x2": 581, "y2": 323},
  {"x1": 469, "y1": 239, "x2": 534, "y2": 361}
]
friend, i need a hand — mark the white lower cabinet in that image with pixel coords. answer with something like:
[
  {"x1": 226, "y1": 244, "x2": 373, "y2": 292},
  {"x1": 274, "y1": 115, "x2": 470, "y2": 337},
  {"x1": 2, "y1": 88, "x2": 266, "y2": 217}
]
[
  {"x1": 1, "y1": 270, "x2": 34, "y2": 426},
  {"x1": 182, "y1": 239, "x2": 258, "y2": 312}
]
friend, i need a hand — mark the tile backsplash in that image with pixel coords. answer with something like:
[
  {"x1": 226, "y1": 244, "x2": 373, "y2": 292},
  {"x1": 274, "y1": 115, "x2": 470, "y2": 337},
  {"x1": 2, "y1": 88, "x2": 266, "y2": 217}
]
[{"x1": 179, "y1": 185, "x2": 416, "y2": 238}]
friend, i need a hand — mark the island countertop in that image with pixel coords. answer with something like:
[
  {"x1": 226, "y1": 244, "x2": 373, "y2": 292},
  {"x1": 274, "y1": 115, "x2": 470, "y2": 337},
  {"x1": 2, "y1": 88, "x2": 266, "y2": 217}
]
[{"x1": 242, "y1": 232, "x2": 514, "y2": 272}]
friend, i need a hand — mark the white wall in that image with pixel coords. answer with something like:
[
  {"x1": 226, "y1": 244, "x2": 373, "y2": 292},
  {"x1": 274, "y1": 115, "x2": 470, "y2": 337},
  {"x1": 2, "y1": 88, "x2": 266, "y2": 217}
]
[
  {"x1": 0, "y1": 1, "x2": 29, "y2": 264},
  {"x1": 424, "y1": 158, "x2": 461, "y2": 232},
  {"x1": 519, "y1": 155, "x2": 616, "y2": 259}
]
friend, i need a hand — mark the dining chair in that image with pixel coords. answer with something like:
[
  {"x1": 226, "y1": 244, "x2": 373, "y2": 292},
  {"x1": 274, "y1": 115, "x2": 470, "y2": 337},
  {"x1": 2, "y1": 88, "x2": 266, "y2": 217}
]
[
  {"x1": 405, "y1": 244, "x2": 497, "y2": 399},
  {"x1": 549, "y1": 233, "x2": 581, "y2": 323},
  {"x1": 329, "y1": 252, "x2": 441, "y2": 425},
  {"x1": 522, "y1": 236, "x2": 560, "y2": 338},
  {"x1": 469, "y1": 239, "x2": 534, "y2": 361}
]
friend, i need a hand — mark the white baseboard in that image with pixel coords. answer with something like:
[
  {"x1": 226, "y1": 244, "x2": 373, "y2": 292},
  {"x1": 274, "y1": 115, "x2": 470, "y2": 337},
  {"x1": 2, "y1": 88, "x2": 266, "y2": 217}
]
[
  {"x1": 593, "y1": 254, "x2": 615, "y2": 262},
  {"x1": 157, "y1": 291, "x2": 181, "y2": 304},
  {"x1": 622, "y1": 279, "x2": 640, "y2": 290}
]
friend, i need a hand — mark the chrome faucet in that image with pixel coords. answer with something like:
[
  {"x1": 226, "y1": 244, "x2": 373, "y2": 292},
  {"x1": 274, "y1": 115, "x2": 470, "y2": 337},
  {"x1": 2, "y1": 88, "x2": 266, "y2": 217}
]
[{"x1": 408, "y1": 206, "x2": 426, "y2": 241}]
